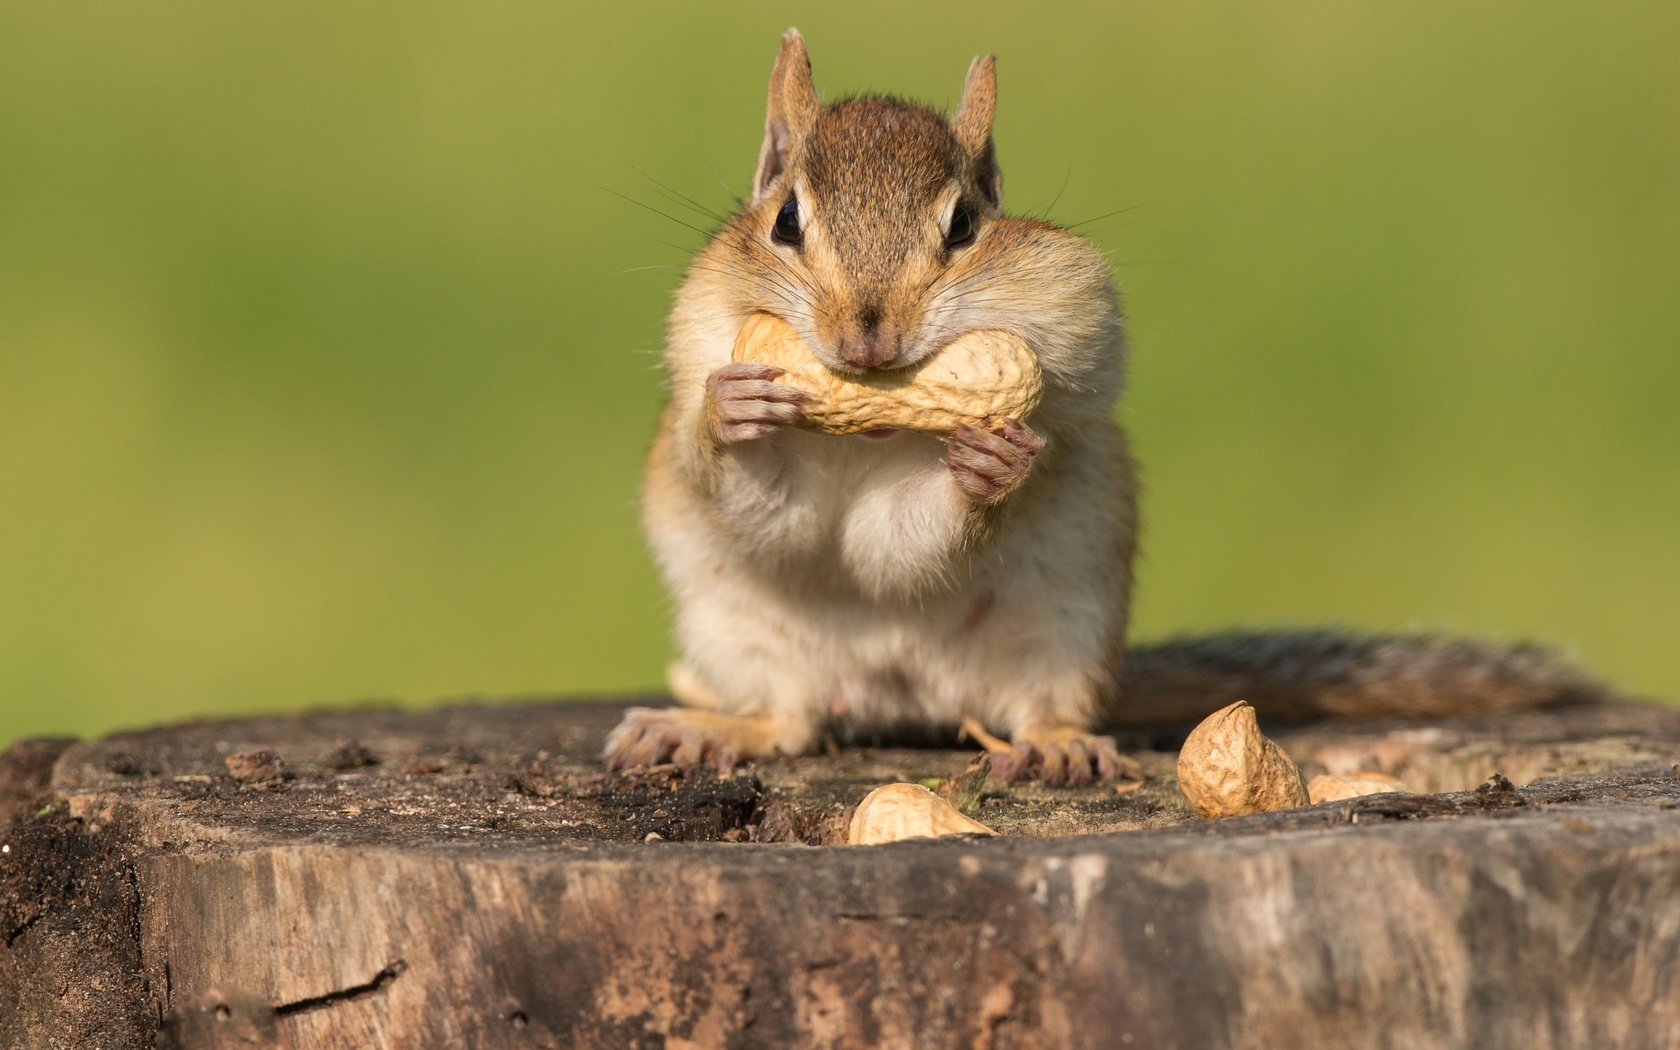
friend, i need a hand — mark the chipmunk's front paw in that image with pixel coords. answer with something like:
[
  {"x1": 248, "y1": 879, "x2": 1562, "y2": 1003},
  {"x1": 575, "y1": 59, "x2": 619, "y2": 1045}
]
[
  {"x1": 706, "y1": 362, "x2": 810, "y2": 443},
  {"x1": 943, "y1": 418, "x2": 1045, "y2": 504}
]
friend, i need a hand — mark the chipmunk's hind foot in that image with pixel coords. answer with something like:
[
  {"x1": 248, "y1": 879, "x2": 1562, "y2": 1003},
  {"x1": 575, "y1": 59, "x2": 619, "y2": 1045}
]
[{"x1": 974, "y1": 722, "x2": 1140, "y2": 786}]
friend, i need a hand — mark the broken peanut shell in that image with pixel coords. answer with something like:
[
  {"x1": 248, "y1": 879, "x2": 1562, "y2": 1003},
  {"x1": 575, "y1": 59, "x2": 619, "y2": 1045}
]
[
  {"x1": 731, "y1": 312, "x2": 1042, "y2": 435},
  {"x1": 847, "y1": 783, "x2": 998, "y2": 845},
  {"x1": 1176, "y1": 701, "x2": 1310, "y2": 818},
  {"x1": 1307, "y1": 772, "x2": 1409, "y2": 804}
]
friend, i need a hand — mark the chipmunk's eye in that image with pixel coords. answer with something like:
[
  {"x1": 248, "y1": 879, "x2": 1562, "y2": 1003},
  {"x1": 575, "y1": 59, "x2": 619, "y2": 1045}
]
[
  {"x1": 772, "y1": 197, "x2": 802, "y2": 247},
  {"x1": 945, "y1": 201, "x2": 978, "y2": 250}
]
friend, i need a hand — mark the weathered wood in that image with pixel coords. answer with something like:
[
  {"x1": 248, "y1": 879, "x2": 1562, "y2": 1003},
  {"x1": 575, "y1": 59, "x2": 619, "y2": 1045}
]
[{"x1": 4, "y1": 699, "x2": 1680, "y2": 1048}]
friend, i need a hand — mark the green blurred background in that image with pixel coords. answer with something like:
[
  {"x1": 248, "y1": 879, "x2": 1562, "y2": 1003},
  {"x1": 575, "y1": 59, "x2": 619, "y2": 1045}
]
[{"x1": 3, "y1": 2, "x2": 1676, "y2": 745}]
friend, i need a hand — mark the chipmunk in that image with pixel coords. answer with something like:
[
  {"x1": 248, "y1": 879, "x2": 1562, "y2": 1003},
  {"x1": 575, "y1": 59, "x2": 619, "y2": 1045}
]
[{"x1": 603, "y1": 30, "x2": 1604, "y2": 785}]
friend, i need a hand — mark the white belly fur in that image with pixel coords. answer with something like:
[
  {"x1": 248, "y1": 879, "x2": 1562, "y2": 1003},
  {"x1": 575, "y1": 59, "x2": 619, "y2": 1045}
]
[{"x1": 647, "y1": 426, "x2": 1120, "y2": 754}]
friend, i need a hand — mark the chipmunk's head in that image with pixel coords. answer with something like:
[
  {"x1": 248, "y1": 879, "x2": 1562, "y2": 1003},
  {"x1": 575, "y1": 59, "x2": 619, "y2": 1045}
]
[{"x1": 734, "y1": 30, "x2": 1005, "y2": 373}]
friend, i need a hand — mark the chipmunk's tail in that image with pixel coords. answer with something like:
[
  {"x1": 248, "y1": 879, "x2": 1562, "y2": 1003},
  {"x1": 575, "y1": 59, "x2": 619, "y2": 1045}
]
[{"x1": 1109, "y1": 629, "x2": 1607, "y2": 725}]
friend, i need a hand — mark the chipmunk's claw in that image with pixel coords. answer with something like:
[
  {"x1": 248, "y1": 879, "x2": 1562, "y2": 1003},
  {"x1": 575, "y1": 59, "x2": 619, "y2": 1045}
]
[
  {"x1": 986, "y1": 726, "x2": 1135, "y2": 787},
  {"x1": 603, "y1": 707, "x2": 778, "y2": 775},
  {"x1": 943, "y1": 418, "x2": 1045, "y2": 505},
  {"x1": 707, "y1": 363, "x2": 810, "y2": 443}
]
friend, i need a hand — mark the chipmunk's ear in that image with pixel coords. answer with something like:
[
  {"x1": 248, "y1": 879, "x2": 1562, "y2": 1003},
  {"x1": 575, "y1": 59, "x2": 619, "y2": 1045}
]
[
  {"x1": 953, "y1": 54, "x2": 1002, "y2": 207},
  {"x1": 753, "y1": 29, "x2": 821, "y2": 204}
]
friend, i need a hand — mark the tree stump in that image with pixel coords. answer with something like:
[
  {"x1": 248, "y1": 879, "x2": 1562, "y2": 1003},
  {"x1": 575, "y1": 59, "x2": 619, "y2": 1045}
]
[{"x1": 4, "y1": 698, "x2": 1679, "y2": 1048}]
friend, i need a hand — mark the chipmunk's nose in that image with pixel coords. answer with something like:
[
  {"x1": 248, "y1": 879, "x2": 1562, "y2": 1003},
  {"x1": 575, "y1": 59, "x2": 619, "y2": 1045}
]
[{"x1": 836, "y1": 304, "x2": 901, "y2": 369}]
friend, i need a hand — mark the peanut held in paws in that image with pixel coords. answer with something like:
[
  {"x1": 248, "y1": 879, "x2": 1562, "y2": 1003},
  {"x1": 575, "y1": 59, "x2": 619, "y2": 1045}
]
[
  {"x1": 1176, "y1": 701, "x2": 1309, "y2": 818},
  {"x1": 731, "y1": 312, "x2": 1042, "y2": 435}
]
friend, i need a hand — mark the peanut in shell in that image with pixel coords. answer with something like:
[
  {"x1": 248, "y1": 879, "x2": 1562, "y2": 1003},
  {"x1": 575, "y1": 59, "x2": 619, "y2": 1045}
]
[
  {"x1": 1176, "y1": 701, "x2": 1309, "y2": 818},
  {"x1": 731, "y1": 312, "x2": 1042, "y2": 435}
]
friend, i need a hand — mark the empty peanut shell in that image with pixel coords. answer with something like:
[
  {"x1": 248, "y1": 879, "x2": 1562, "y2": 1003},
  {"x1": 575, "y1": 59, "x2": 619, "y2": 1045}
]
[
  {"x1": 847, "y1": 783, "x2": 997, "y2": 845},
  {"x1": 1307, "y1": 772, "x2": 1409, "y2": 804}
]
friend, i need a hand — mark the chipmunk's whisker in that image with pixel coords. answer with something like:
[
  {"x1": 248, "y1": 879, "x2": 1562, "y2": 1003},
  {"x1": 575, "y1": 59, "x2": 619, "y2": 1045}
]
[
  {"x1": 597, "y1": 184, "x2": 718, "y2": 239},
  {"x1": 1064, "y1": 203, "x2": 1146, "y2": 230},
  {"x1": 632, "y1": 166, "x2": 732, "y2": 224}
]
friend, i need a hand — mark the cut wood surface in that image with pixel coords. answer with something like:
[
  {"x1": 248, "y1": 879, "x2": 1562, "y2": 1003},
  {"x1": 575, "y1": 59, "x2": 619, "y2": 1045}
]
[{"x1": 3, "y1": 699, "x2": 1679, "y2": 1048}]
